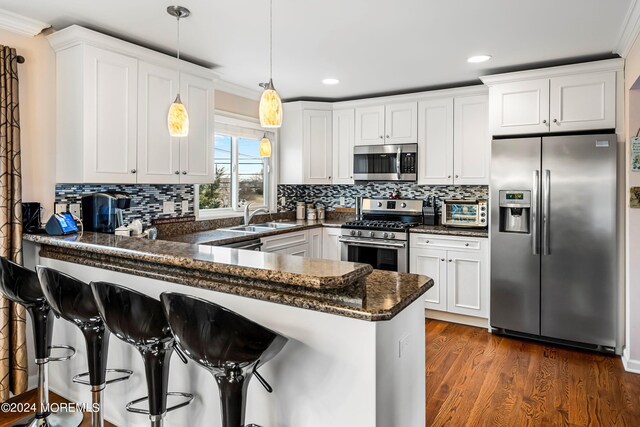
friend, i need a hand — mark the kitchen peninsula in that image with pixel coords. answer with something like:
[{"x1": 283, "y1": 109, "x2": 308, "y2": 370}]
[{"x1": 23, "y1": 231, "x2": 432, "y2": 427}]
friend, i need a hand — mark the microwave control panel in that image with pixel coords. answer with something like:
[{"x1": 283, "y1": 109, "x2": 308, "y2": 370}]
[{"x1": 400, "y1": 153, "x2": 416, "y2": 173}]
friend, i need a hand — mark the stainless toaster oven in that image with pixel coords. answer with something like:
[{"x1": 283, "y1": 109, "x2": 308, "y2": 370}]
[{"x1": 441, "y1": 199, "x2": 488, "y2": 228}]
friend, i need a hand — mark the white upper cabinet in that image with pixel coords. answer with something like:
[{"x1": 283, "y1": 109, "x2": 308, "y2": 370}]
[
  {"x1": 332, "y1": 109, "x2": 355, "y2": 184},
  {"x1": 549, "y1": 71, "x2": 616, "y2": 132},
  {"x1": 82, "y1": 46, "x2": 139, "y2": 184},
  {"x1": 453, "y1": 95, "x2": 489, "y2": 185},
  {"x1": 384, "y1": 102, "x2": 418, "y2": 144},
  {"x1": 178, "y1": 73, "x2": 216, "y2": 184},
  {"x1": 355, "y1": 102, "x2": 417, "y2": 146},
  {"x1": 488, "y1": 79, "x2": 549, "y2": 135},
  {"x1": 481, "y1": 59, "x2": 623, "y2": 136},
  {"x1": 48, "y1": 25, "x2": 217, "y2": 184},
  {"x1": 417, "y1": 98, "x2": 454, "y2": 185},
  {"x1": 279, "y1": 102, "x2": 333, "y2": 185},
  {"x1": 137, "y1": 62, "x2": 180, "y2": 184},
  {"x1": 355, "y1": 105, "x2": 385, "y2": 145}
]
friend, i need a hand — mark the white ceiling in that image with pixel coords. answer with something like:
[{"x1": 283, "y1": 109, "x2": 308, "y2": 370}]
[{"x1": 0, "y1": 0, "x2": 633, "y2": 99}]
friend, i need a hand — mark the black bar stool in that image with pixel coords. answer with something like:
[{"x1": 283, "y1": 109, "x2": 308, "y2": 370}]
[
  {"x1": 0, "y1": 258, "x2": 83, "y2": 427},
  {"x1": 35, "y1": 266, "x2": 134, "y2": 427},
  {"x1": 90, "y1": 282, "x2": 193, "y2": 427},
  {"x1": 160, "y1": 292, "x2": 288, "y2": 427}
]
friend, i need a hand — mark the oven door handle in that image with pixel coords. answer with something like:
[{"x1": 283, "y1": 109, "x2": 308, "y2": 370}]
[
  {"x1": 339, "y1": 238, "x2": 406, "y2": 249},
  {"x1": 396, "y1": 146, "x2": 402, "y2": 180}
]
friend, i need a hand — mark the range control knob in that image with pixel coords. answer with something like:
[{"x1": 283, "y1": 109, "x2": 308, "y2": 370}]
[
  {"x1": 357, "y1": 231, "x2": 362, "y2": 237},
  {"x1": 401, "y1": 202, "x2": 407, "y2": 208},
  {"x1": 390, "y1": 233, "x2": 396, "y2": 239},
  {"x1": 377, "y1": 202, "x2": 383, "y2": 208},
  {"x1": 369, "y1": 231, "x2": 375, "y2": 237},
  {"x1": 350, "y1": 230, "x2": 356, "y2": 236},
  {"x1": 383, "y1": 232, "x2": 389, "y2": 239}
]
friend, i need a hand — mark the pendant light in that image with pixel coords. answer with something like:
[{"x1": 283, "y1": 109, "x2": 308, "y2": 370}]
[
  {"x1": 167, "y1": 5, "x2": 190, "y2": 137},
  {"x1": 259, "y1": 0, "x2": 283, "y2": 128},
  {"x1": 259, "y1": 133, "x2": 272, "y2": 157}
]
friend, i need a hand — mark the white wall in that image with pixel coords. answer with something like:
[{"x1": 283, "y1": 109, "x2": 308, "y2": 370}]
[{"x1": 624, "y1": 36, "x2": 640, "y2": 373}]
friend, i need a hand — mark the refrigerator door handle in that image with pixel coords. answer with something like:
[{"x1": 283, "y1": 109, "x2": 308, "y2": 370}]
[
  {"x1": 542, "y1": 169, "x2": 551, "y2": 255},
  {"x1": 532, "y1": 170, "x2": 539, "y2": 255}
]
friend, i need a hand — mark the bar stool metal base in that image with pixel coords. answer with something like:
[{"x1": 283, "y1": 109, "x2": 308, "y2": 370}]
[
  {"x1": 10, "y1": 409, "x2": 84, "y2": 427},
  {"x1": 72, "y1": 369, "x2": 133, "y2": 386},
  {"x1": 125, "y1": 392, "x2": 194, "y2": 415}
]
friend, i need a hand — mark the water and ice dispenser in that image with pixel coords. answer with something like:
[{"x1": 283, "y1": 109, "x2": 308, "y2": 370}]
[{"x1": 498, "y1": 191, "x2": 531, "y2": 234}]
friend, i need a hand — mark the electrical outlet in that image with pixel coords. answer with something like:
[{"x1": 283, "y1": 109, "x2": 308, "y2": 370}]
[
  {"x1": 163, "y1": 201, "x2": 175, "y2": 214},
  {"x1": 54, "y1": 203, "x2": 67, "y2": 214},
  {"x1": 279, "y1": 196, "x2": 286, "y2": 206},
  {"x1": 181, "y1": 200, "x2": 189, "y2": 213},
  {"x1": 68, "y1": 203, "x2": 81, "y2": 218},
  {"x1": 339, "y1": 196, "x2": 346, "y2": 206},
  {"x1": 398, "y1": 334, "x2": 410, "y2": 359}
]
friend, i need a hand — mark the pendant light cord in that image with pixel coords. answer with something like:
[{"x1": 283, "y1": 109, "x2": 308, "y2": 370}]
[
  {"x1": 269, "y1": 0, "x2": 273, "y2": 79},
  {"x1": 177, "y1": 14, "x2": 181, "y2": 61}
]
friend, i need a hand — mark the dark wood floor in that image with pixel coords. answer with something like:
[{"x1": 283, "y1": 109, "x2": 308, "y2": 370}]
[
  {"x1": 426, "y1": 319, "x2": 640, "y2": 427},
  {"x1": 0, "y1": 388, "x2": 115, "y2": 427}
]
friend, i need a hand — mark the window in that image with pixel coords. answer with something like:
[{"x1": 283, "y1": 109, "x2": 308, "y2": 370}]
[{"x1": 197, "y1": 118, "x2": 274, "y2": 217}]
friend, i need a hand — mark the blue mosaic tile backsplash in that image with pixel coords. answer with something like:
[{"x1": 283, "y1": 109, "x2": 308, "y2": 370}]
[
  {"x1": 277, "y1": 183, "x2": 488, "y2": 212},
  {"x1": 55, "y1": 184, "x2": 194, "y2": 226}
]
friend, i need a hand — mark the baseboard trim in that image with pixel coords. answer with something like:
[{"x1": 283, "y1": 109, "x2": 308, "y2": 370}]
[
  {"x1": 425, "y1": 309, "x2": 489, "y2": 329},
  {"x1": 622, "y1": 347, "x2": 640, "y2": 374}
]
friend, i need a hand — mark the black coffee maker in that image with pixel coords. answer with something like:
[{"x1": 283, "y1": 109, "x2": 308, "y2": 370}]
[
  {"x1": 22, "y1": 202, "x2": 44, "y2": 233},
  {"x1": 81, "y1": 192, "x2": 132, "y2": 233}
]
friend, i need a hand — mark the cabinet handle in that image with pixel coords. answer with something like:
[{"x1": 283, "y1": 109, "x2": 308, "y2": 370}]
[
  {"x1": 379, "y1": 136, "x2": 383, "y2": 139},
  {"x1": 328, "y1": 176, "x2": 332, "y2": 179},
  {"x1": 455, "y1": 175, "x2": 459, "y2": 178},
  {"x1": 447, "y1": 175, "x2": 451, "y2": 179},
  {"x1": 182, "y1": 171, "x2": 187, "y2": 175},
  {"x1": 130, "y1": 169, "x2": 137, "y2": 174},
  {"x1": 543, "y1": 120, "x2": 548, "y2": 124},
  {"x1": 449, "y1": 259, "x2": 453, "y2": 262},
  {"x1": 386, "y1": 135, "x2": 390, "y2": 138},
  {"x1": 553, "y1": 119, "x2": 558, "y2": 124},
  {"x1": 425, "y1": 240, "x2": 429, "y2": 243},
  {"x1": 441, "y1": 258, "x2": 445, "y2": 262},
  {"x1": 174, "y1": 171, "x2": 180, "y2": 175},
  {"x1": 465, "y1": 243, "x2": 469, "y2": 247}
]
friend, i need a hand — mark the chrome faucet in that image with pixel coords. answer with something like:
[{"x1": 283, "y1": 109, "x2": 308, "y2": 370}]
[{"x1": 244, "y1": 202, "x2": 269, "y2": 226}]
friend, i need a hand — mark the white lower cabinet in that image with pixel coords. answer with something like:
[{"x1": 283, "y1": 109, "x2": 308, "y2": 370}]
[
  {"x1": 410, "y1": 234, "x2": 489, "y2": 319},
  {"x1": 261, "y1": 230, "x2": 310, "y2": 256},
  {"x1": 322, "y1": 228, "x2": 343, "y2": 261},
  {"x1": 308, "y1": 228, "x2": 323, "y2": 259}
]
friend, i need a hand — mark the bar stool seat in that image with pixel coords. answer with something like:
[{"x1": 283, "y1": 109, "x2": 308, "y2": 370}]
[
  {"x1": 90, "y1": 282, "x2": 193, "y2": 427},
  {"x1": 36, "y1": 266, "x2": 134, "y2": 427},
  {"x1": 160, "y1": 292, "x2": 288, "y2": 427},
  {"x1": 0, "y1": 258, "x2": 82, "y2": 427}
]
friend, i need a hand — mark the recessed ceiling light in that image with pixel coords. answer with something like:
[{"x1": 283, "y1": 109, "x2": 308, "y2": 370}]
[
  {"x1": 322, "y1": 78, "x2": 340, "y2": 85},
  {"x1": 467, "y1": 55, "x2": 492, "y2": 63}
]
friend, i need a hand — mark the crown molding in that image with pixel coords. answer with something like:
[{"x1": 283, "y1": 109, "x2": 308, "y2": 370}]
[
  {"x1": 214, "y1": 79, "x2": 261, "y2": 101},
  {"x1": 0, "y1": 8, "x2": 49, "y2": 37},
  {"x1": 615, "y1": 0, "x2": 640, "y2": 57}
]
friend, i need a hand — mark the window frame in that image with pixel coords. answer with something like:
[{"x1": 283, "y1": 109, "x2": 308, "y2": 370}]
[{"x1": 196, "y1": 112, "x2": 277, "y2": 220}]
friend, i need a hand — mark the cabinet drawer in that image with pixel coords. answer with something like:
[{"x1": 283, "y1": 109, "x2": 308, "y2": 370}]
[
  {"x1": 410, "y1": 234, "x2": 480, "y2": 250},
  {"x1": 262, "y1": 231, "x2": 309, "y2": 252}
]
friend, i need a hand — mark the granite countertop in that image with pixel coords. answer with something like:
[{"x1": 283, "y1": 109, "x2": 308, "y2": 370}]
[
  {"x1": 24, "y1": 231, "x2": 432, "y2": 321},
  {"x1": 411, "y1": 224, "x2": 488, "y2": 238},
  {"x1": 165, "y1": 219, "x2": 346, "y2": 246},
  {"x1": 24, "y1": 231, "x2": 370, "y2": 290}
]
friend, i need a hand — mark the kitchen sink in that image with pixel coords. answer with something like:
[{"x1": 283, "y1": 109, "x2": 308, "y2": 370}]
[
  {"x1": 219, "y1": 222, "x2": 299, "y2": 233},
  {"x1": 252, "y1": 222, "x2": 298, "y2": 230}
]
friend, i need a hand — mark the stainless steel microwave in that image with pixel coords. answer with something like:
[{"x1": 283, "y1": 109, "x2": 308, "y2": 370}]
[{"x1": 353, "y1": 143, "x2": 417, "y2": 182}]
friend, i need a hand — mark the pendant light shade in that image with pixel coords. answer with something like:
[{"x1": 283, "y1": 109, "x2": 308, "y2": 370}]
[
  {"x1": 168, "y1": 94, "x2": 189, "y2": 137},
  {"x1": 259, "y1": 0, "x2": 283, "y2": 128},
  {"x1": 167, "y1": 6, "x2": 190, "y2": 137},
  {"x1": 259, "y1": 79, "x2": 282, "y2": 128},
  {"x1": 259, "y1": 134, "x2": 272, "y2": 157}
]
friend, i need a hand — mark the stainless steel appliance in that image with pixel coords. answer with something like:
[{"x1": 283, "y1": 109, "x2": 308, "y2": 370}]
[
  {"x1": 490, "y1": 133, "x2": 618, "y2": 353},
  {"x1": 81, "y1": 192, "x2": 132, "y2": 233},
  {"x1": 441, "y1": 199, "x2": 488, "y2": 228},
  {"x1": 340, "y1": 198, "x2": 423, "y2": 272},
  {"x1": 353, "y1": 143, "x2": 417, "y2": 182}
]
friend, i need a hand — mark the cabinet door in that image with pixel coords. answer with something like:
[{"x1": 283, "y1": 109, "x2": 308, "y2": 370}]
[
  {"x1": 179, "y1": 73, "x2": 215, "y2": 184},
  {"x1": 453, "y1": 95, "x2": 490, "y2": 185},
  {"x1": 410, "y1": 247, "x2": 447, "y2": 312},
  {"x1": 83, "y1": 46, "x2": 138, "y2": 183},
  {"x1": 490, "y1": 79, "x2": 550, "y2": 135},
  {"x1": 549, "y1": 71, "x2": 616, "y2": 132},
  {"x1": 137, "y1": 62, "x2": 181, "y2": 184},
  {"x1": 286, "y1": 243, "x2": 310, "y2": 257},
  {"x1": 303, "y1": 110, "x2": 333, "y2": 184},
  {"x1": 446, "y1": 250, "x2": 487, "y2": 318},
  {"x1": 384, "y1": 101, "x2": 418, "y2": 144},
  {"x1": 355, "y1": 105, "x2": 385, "y2": 145},
  {"x1": 332, "y1": 109, "x2": 355, "y2": 184},
  {"x1": 417, "y1": 98, "x2": 454, "y2": 185},
  {"x1": 308, "y1": 228, "x2": 323, "y2": 259},
  {"x1": 322, "y1": 228, "x2": 342, "y2": 261}
]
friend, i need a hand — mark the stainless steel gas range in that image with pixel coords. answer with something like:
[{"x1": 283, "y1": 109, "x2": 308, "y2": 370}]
[{"x1": 340, "y1": 198, "x2": 423, "y2": 273}]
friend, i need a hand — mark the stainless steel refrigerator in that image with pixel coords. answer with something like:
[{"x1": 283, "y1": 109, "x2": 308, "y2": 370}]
[{"x1": 490, "y1": 133, "x2": 618, "y2": 353}]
